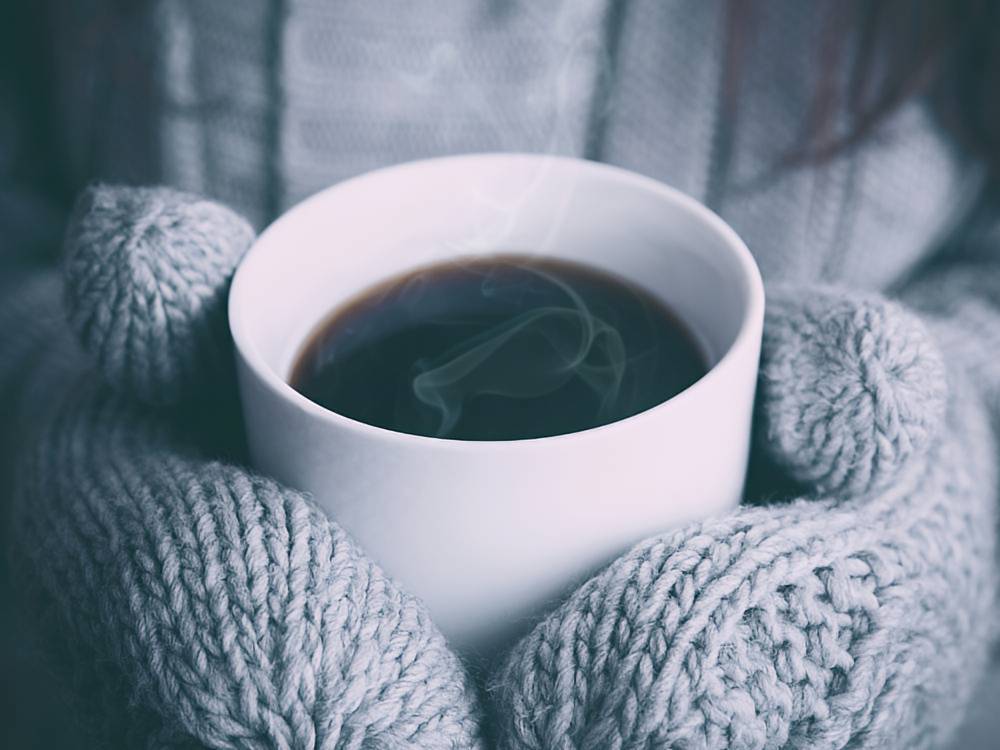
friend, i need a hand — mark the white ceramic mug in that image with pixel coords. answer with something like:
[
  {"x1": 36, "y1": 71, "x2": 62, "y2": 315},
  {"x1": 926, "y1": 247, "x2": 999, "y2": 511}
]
[{"x1": 229, "y1": 154, "x2": 764, "y2": 654}]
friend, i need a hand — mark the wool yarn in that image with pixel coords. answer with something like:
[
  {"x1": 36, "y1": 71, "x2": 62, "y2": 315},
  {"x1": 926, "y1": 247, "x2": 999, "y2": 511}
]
[
  {"x1": 491, "y1": 350, "x2": 997, "y2": 749},
  {"x1": 63, "y1": 184, "x2": 255, "y2": 406},
  {"x1": 11, "y1": 371, "x2": 485, "y2": 749},
  {"x1": 757, "y1": 286, "x2": 948, "y2": 498},
  {"x1": 8, "y1": 188, "x2": 486, "y2": 747},
  {"x1": 4, "y1": 0, "x2": 1000, "y2": 743},
  {"x1": 6, "y1": 186, "x2": 999, "y2": 749}
]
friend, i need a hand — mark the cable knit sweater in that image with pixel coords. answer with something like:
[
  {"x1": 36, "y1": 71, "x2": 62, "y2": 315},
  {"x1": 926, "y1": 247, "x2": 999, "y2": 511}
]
[{"x1": 2, "y1": 1, "x2": 1000, "y2": 748}]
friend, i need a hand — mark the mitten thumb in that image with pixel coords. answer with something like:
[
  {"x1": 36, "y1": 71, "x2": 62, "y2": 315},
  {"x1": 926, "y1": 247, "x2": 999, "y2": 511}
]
[
  {"x1": 755, "y1": 284, "x2": 947, "y2": 498},
  {"x1": 63, "y1": 184, "x2": 255, "y2": 406}
]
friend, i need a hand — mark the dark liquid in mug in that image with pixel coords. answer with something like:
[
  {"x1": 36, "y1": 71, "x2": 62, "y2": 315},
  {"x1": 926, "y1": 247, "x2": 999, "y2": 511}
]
[{"x1": 289, "y1": 255, "x2": 707, "y2": 440}]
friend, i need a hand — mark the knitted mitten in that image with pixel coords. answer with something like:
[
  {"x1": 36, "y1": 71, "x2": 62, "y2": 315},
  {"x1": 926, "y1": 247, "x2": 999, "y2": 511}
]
[
  {"x1": 7, "y1": 184, "x2": 997, "y2": 750},
  {"x1": 7, "y1": 185, "x2": 485, "y2": 749},
  {"x1": 491, "y1": 286, "x2": 999, "y2": 749}
]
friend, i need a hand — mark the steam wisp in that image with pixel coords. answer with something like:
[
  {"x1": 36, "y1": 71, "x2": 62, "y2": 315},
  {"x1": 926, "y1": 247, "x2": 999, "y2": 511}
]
[
  {"x1": 290, "y1": 255, "x2": 707, "y2": 441},
  {"x1": 412, "y1": 265, "x2": 626, "y2": 436}
]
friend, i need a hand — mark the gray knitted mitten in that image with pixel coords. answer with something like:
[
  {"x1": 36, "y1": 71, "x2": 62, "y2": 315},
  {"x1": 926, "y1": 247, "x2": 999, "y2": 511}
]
[
  {"x1": 491, "y1": 287, "x2": 999, "y2": 749},
  {"x1": 10, "y1": 186, "x2": 485, "y2": 749}
]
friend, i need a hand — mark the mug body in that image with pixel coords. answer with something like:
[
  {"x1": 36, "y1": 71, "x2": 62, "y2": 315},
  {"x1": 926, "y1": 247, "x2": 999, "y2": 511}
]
[{"x1": 229, "y1": 154, "x2": 764, "y2": 652}]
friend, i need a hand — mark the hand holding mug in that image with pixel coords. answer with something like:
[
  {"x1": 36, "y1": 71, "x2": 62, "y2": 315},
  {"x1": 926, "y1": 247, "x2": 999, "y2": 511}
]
[
  {"x1": 14, "y1": 162, "x2": 980, "y2": 749},
  {"x1": 229, "y1": 154, "x2": 765, "y2": 653}
]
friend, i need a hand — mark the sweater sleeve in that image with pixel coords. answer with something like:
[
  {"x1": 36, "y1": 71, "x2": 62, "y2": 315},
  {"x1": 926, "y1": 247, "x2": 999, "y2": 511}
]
[{"x1": 899, "y1": 220, "x2": 1000, "y2": 429}]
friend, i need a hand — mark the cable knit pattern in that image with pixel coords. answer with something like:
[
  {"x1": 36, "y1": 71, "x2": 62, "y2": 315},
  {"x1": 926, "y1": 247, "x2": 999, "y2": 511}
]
[
  {"x1": 492, "y1": 360, "x2": 997, "y2": 749},
  {"x1": 11, "y1": 363, "x2": 485, "y2": 748},
  {"x1": 63, "y1": 184, "x2": 255, "y2": 405}
]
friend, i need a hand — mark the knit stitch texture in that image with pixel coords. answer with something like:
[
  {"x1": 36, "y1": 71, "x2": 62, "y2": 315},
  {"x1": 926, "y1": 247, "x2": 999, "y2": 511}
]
[
  {"x1": 491, "y1": 377, "x2": 996, "y2": 749},
  {"x1": 2, "y1": 3, "x2": 999, "y2": 746},
  {"x1": 63, "y1": 185, "x2": 255, "y2": 406},
  {"x1": 9, "y1": 188, "x2": 486, "y2": 749},
  {"x1": 4, "y1": 186, "x2": 998, "y2": 749},
  {"x1": 11, "y1": 321, "x2": 486, "y2": 750},
  {"x1": 757, "y1": 288, "x2": 948, "y2": 497}
]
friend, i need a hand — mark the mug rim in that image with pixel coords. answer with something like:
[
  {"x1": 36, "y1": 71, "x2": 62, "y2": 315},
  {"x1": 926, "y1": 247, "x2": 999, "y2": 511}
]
[{"x1": 229, "y1": 152, "x2": 765, "y2": 448}]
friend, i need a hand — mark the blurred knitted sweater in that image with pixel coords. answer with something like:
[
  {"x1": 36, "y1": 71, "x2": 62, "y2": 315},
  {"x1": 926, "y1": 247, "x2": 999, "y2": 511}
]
[
  {"x1": 3, "y1": 0, "x2": 985, "y2": 284},
  {"x1": 2, "y1": 1, "x2": 1000, "y2": 748}
]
